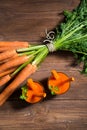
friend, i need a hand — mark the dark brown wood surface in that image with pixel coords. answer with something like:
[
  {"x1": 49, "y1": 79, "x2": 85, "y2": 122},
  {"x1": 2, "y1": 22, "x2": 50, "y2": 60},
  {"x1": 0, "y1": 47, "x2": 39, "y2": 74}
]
[{"x1": 0, "y1": 0, "x2": 87, "y2": 130}]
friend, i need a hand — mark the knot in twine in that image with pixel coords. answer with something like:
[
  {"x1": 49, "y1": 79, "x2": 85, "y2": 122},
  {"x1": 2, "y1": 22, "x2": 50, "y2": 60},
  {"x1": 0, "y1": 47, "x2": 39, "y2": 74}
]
[{"x1": 43, "y1": 29, "x2": 56, "y2": 52}]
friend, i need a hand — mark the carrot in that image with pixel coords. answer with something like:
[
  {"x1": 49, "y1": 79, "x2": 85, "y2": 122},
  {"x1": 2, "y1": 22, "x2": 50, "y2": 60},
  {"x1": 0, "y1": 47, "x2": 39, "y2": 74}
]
[
  {"x1": 0, "y1": 55, "x2": 30, "y2": 72},
  {"x1": 0, "y1": 67, "x2": 17, "y2": 78},
  {"x1": 0, "y1": 49, "x2": 17, "y2": 62},
  {"x1": 0, "y1": 46, "x2": 28, "y2": 52},
  {"x1": 0, "y1": 64, "x2": 37, "y2": 106},
  {"x1": 0, "y1": 41, "x2": 29, "y2": 47},
  {"x1": 0, "y1": 75, "x2": 11, "y2": 87},
  {"x1": 0, "y1": 52, "x2": 18, "y2": 65},
  {"x1": 48, "y1": 70, "x2": 74, "y2": 95}
]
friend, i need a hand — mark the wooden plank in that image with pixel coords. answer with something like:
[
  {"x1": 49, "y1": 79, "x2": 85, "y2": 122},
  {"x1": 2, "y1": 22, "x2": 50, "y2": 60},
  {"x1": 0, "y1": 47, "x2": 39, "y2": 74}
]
[
  {"x1": 0, "y1": 100, "x2": 87, "y2": 130},
  {"x1": 0, "y1": 0, "x2": 80, "y2": 41},
  {"x1": 0, "y1": 0, "x2": 87, "y2": 130}
]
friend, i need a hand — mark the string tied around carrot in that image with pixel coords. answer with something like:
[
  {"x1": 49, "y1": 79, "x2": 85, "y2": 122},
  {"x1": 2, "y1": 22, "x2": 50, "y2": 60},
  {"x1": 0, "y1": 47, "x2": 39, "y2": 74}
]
[
  {"x1": 43, "y1": 30, "x2": 56, "y2": 52},
  {"x1": 46, "y1": 42, "x2": 56, "y2": 52}
]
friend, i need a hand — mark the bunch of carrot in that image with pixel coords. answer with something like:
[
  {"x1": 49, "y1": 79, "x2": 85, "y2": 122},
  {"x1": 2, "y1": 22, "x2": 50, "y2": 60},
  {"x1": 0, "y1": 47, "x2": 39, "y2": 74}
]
[
  {"x1": 0, "y1": 41, "x2": 48, "y2": 106},
  {"x1": 0, "y1": 0, "x2": 86, "y2": 106}
]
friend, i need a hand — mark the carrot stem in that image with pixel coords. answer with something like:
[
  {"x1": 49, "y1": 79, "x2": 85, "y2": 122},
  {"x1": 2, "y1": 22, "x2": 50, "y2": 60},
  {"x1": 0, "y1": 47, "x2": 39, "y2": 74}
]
[
  {"x1": 19, "y1": 51, "x2": 36, "y2": 56},
  {"x1": 32, "y1": 47, "x2": 48, "y2": 65},
  {"x1": 17, "y1": 45, "x2": 45, "y2": 52}
]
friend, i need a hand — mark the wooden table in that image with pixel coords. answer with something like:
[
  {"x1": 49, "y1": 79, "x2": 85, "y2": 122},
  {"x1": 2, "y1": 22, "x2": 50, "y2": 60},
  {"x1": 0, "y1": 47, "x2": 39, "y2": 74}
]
[{"x1": 0, "y1": 0, "x2": 87, "y2": 130}]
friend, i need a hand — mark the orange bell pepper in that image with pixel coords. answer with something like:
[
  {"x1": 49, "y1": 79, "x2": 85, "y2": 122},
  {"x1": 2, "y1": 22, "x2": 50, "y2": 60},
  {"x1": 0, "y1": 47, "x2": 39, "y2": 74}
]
[
  {"x1": 20, "y1": 78, "x2": 46, "y2": 103},
  {"x1": 48, "y1": 70, "x2": 74, "y2": 95}
]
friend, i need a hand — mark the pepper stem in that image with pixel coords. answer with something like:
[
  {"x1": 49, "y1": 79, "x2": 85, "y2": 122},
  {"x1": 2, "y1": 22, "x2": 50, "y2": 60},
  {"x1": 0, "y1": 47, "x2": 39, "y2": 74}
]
[
  {"x1": 60, "y1": 77, "x2": 74, "y2": 85},
  {"x1": 51, "y1": 70, "x2": 59, "y2": 80}
]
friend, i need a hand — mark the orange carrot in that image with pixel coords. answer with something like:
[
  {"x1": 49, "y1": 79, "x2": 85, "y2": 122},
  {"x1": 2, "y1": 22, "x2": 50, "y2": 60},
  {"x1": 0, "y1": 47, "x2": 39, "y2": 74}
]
[
  {"x1": 0, "y1": 46, "x2": 28, "y2": 52},
  {"x1": 0, "y1": 55, "x2": 30, "y2": 72},
  {"x1": 0, "y1": 67, "x2": 17, "y2": 78},
  {"x1": 0, "y1": 49, "x2": 17, "y2": 61},
  {"x1": 0, "y1": 64, "x2": 37, "y2": 106},
  {"x1": 0, "y1": 52, "x2": 18, "y2": 65},
  {"x1": 0, "y1": 75, "x2": 11, "y2": 87},
  {"x1": 0, "y1": 41, "x2": 29, "y2": 47},
  {"x1": 48, "y1": 70, "x2": 74, "y2": 95}
]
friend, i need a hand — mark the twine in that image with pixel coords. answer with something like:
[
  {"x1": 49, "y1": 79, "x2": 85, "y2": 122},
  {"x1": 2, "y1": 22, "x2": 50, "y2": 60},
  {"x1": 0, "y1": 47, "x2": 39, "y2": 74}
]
[{"x1": 43, "y1": 29, "x2": 56, "y2": 52}]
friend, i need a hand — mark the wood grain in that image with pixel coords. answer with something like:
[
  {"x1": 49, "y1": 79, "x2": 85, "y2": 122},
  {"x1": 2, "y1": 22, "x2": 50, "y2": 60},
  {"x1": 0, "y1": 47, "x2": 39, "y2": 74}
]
[{"x1": 0, "y1": 0, "x2": 87, "y2": 130}]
